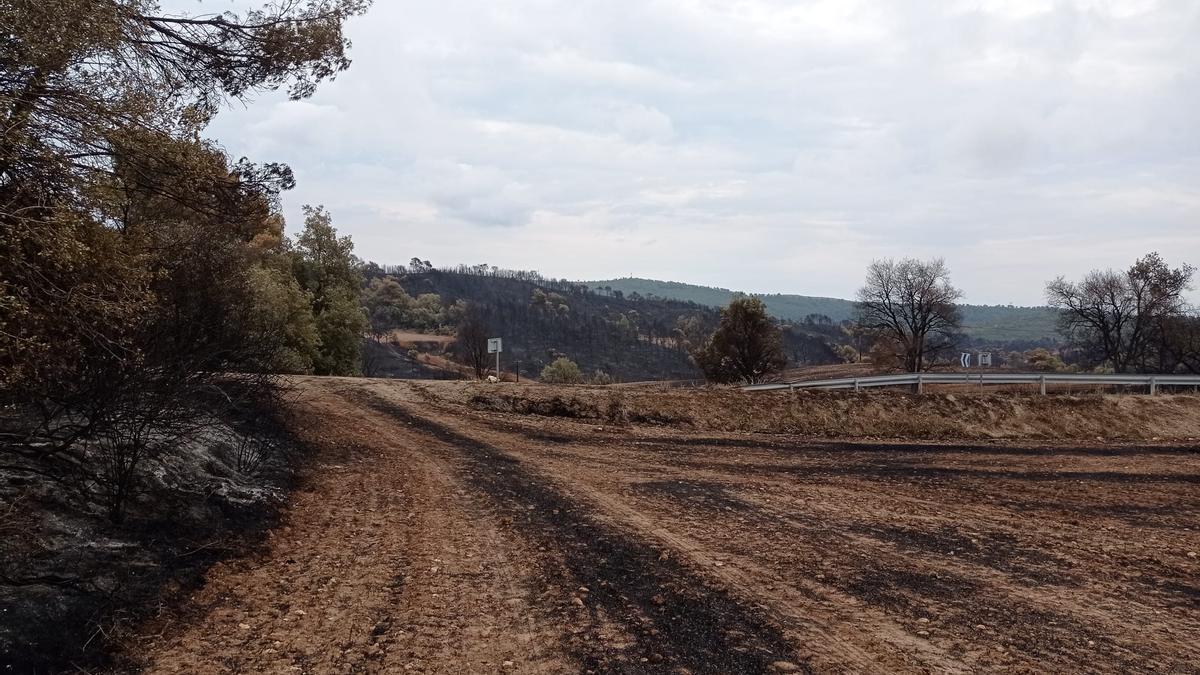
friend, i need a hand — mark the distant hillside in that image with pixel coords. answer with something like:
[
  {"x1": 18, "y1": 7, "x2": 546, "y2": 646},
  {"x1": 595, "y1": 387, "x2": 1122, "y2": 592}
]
[
  {"x1": 587, "y1": 277, "x2": 1060, "y2": 343},
  {"x1": 387, "y1": 270, "x2": 712, "y2": 382},
  {"x1": 366, "y1": 268, "x2": 845, "y2": 382}
]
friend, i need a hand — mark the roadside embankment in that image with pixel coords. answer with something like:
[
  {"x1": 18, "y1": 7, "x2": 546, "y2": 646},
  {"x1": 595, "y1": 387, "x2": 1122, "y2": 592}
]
[{"x1": 445, "y1": 382, "x2": 1200, "y2": 441}]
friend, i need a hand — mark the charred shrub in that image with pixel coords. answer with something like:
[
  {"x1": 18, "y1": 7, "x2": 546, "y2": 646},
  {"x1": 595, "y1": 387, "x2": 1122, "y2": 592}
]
[{"x1": 469, "y1": 393, "x2": 602, "y2": 420}]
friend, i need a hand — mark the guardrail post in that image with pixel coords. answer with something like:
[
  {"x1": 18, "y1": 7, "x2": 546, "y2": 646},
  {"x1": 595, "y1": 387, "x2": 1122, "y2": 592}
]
[
  {"x1": 917, "y1": 374, "x2": 924, "y2": 394},
  {"x1": 1150, "y1": 377, "x2": 1158, "y2": 396},
  {"x1": 1039, "y1": 375, "x2": 1046, "y2": 396},
  {"x1": 853, "y1": 378, "x2": 860, "y2": 392}
]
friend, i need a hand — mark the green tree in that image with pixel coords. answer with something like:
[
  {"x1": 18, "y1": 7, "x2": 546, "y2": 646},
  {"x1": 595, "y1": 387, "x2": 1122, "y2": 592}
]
[
  {"x1": 247, "y1": 265, "x2": 319, "y2": 374},
  {"x1": 409, "y1": 293, "x2": 444, "y2": 330},
  {"x1": 692, "y1": 297, "x2": 787, "y2": 384},
  {"x1": 293, "y1": 206, "x2": 367, "y2": 375},
  {"x1": 590, "y1": 370, "x2": 615, "y2": 385},
  {"x1": 294, "y1": 206, "x2": 360, "y2": 308},
  {"x1": 362, "y1": 277, "x2": 414, "y2": 337},
  {"x1": 1, "y1": 0, "x2": 368, "y2": 191},
  {"x1": 835, "y1": 344, "x2": 859, "y2": 364},
  {"x1": 672, "y1": 315, "x2": 708, "y2": 353},
  {"x1": 540, "y1": 357, "x2": 584, "y2": 384},
  {"x1": 313, "y1": 288, "x2": 367, "y2": 376}
]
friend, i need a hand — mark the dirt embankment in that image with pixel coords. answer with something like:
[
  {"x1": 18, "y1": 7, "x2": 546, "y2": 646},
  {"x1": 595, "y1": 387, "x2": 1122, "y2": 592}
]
[{"x1": 456, "y1": 382, "x2": 1200, "y2": 441}]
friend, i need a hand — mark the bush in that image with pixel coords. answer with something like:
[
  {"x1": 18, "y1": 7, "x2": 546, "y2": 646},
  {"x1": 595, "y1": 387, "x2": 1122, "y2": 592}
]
[
  {"x1": 540, "y1": 357, "x2": 584, "y2": 384},
  {"x1": 1025, "y1": 348, "x2": 1066, "y2": 372},
  {"x1": 590, "y1": 370, "x2": 614, "y2": 385},
  {"x1": 835, "y1": 344, "x2": 859, "y2": 364}
]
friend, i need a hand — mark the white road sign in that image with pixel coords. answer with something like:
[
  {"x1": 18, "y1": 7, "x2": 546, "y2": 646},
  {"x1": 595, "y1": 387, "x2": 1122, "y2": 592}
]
[
  {"x1": 487, "y1": 337, "x2": 502, "y2": 354},
  {"x1": 960, "y1": 352, "x2": 971, "y2": 368}
]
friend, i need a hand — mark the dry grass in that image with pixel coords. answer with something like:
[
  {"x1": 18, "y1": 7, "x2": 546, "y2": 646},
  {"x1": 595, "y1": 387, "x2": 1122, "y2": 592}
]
[
  {"x1": 437, "y1": 381, "x2": 1200, "y2": 441},
  {"x1": 387, "y1": 331, "x2": 455, "y2": 348}
]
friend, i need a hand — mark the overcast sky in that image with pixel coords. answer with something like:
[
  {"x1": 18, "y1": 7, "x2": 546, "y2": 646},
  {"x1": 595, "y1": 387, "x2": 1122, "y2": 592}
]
[{"x1": 197, "y1": 0, "x2": 1200, "y2": 305}]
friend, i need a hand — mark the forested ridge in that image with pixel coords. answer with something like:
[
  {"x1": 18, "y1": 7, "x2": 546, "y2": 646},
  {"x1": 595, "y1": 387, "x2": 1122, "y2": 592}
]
[
  {"x1": 589, "y1": 277, "x2": 1062, "y2": 342},
  {"x1": 361, "y1": 263, "x2": 844, "y2": 382}
]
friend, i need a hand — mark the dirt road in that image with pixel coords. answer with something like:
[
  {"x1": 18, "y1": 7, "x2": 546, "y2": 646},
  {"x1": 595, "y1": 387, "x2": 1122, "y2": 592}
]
[{"x1": 128, "y1": 378, "x2": 1200, "y2": 673}]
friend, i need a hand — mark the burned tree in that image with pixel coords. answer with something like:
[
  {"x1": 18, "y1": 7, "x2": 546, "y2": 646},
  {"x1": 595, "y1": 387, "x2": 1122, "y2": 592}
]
[
  {"x1": 693, "y1": 297, "x2": 786, "y2": 384},
  {"x1": 455, "y1": 304, "x2": 491, "y2": 379},
  {"x1": 855, "y1": 258, "x2": 962, "y2": 372},
  {"x1": 1046, "y1": 253, "x2": 1193, "y2": 372}
]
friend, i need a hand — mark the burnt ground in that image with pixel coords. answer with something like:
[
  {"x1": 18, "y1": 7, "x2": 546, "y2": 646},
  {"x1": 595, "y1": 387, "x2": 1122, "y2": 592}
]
[
  {"x1": 123, "y1": 378, "x2": 1200, "y2": 673},
  {"x1": 1, "y1": 396, "x2": 298, "y2": 673}
]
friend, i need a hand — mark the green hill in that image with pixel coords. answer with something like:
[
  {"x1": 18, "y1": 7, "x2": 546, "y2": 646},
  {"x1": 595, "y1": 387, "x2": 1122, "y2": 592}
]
[{"x1": 586, "y1": 277, "x2": 1060, "y2": 343}]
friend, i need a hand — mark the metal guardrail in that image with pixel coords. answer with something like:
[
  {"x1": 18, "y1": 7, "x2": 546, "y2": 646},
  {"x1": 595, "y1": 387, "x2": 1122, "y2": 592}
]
[{"x1": 744, "y1": 372, "x2": 1200, "y2": 395}]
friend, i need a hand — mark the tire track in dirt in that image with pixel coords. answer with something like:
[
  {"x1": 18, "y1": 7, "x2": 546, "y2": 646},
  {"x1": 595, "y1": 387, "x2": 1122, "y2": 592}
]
[
  {"x1": 129, "y1": 380, "x2": 568, "y2": 674},
  {"x1": 395, "y1": 384, "x2": 992, "y2": 671},
  {"x1": 535, "y1": 472, "x2": 971, "y2": 674},
  {"x1": 422, "y1": 417, "x2": 970, "y2": 672},
  {"x1": 403, "y1": 383, "x2": 1200, "y2": 673},
  {"x1": 358, "y1": 389, "x2": 804, "y2": 674},
  {"x1": 556, "y1": 443, "x2": 1200, "y2": 672}
]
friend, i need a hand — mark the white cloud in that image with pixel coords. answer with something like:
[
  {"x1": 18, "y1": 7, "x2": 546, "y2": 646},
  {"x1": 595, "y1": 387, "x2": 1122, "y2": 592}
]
[
  {"x1": 187, "y1": 0, "x2": 1200, "y2": 305},
  {"x1": 424, "y1": 161, "x2": 535, "y2": 228},
  {"x1": 613, "y1": 104, "x2": 675, "y2": 143}
]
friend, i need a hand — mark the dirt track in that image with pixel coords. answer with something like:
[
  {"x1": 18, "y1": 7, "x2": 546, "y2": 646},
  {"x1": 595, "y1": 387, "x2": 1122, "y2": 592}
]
[{"x1": 127, "y1": 378, "x2": 1200, "y2": 673}]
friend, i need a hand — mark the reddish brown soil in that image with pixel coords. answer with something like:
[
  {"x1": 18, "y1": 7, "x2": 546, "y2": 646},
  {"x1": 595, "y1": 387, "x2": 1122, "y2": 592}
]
[{"x1": 126, "y1": 378, "x2": 1200, "y2": 673}]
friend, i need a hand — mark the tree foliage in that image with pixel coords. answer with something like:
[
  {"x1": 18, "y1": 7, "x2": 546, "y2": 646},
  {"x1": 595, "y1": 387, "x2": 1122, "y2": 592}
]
[
  {"x1": 359, "y1": 266, "x2": 843, "y2": 382},
  {"x1": 293, "y1": 206, "x2": 366, "y2": 375},
  {"x1": 2, "y1": 0, "x2": 367, "y2": 196},
  {"x1": 540, "y1": 357, "x2": 584, "y2": 384},
  {"x1": 1021, "y1": 348, "x2": 1070, "y2": 372},
  {"x1": 0, "y1": 0, "x2": 370, "y2": 523},
  {"x1": 1046, "y1": 253, "x2": 1194, "y2": 373},
  {"x1": 692, "y1": 297, "x2": 787, "y2": 384},
  {"x1": 363, "y1": 278, "x2": 413, "y2": 336},
  {"x1": 855, "y1": 258, "x2": 963, "y2": 372},
  {"x1": 361, "y1": 277, "x2": 453, "y2": 336},
  {"x1": 246, "y1": 264, "x2": 320, "y2": 374},
  {"x1": 593, "y1": 277, "x2": 1060, "y2": 343}
]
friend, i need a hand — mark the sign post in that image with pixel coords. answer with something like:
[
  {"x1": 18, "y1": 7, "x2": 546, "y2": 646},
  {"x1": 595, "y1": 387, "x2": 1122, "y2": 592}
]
[{"x1": 487, "y1": 337, "x2": 502, "y2": 379}]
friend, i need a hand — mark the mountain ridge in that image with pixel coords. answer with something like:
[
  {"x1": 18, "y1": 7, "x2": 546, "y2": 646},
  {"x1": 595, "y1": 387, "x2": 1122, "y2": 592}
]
[{"x1": 586, "y1": 277, "x2": 1060, "y2": 343}]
